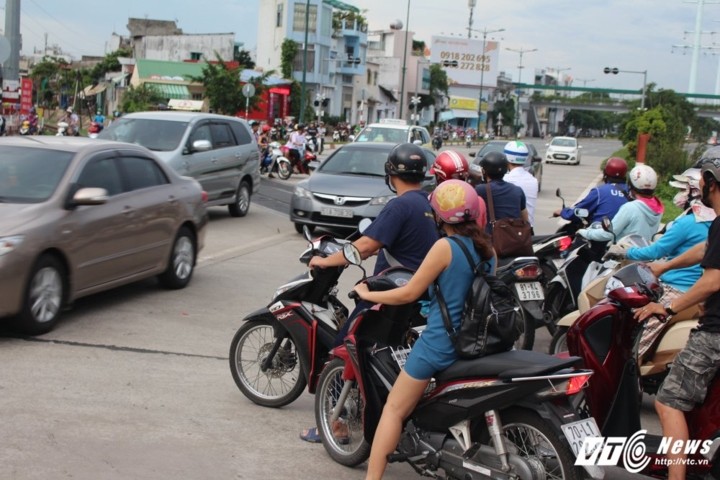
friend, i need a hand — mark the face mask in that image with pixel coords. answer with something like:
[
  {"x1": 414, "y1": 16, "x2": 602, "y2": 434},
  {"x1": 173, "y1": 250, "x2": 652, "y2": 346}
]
[
  {"x1": 691, "y1": 200, "x2": 717, "y2": 222},
  {"x1": 385, "y1": 175, "x2": 396, "y2": 194},
  {"x1": 673, "y1": 190, "x2": 689, "y2": 209}
]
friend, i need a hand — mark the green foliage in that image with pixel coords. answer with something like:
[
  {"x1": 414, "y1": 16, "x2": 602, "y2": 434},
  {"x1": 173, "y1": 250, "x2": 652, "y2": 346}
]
[
  {"x1": 332, "y1": 10, "x2": 367, "y2": 31},
  {"x1": 490, "y1": 98, "x2": 515, "y2": 130},
  {"x1": 289, "y1": 80, "x2": 314, "y2": 122},
  {"x1": 90, "y1": 48, "x2": 133, "y2": 83},
  {"x1": 235, "y1": 49, "x2": 255, "y2": 69},
  {"x1": 564, "y1": 109, "x2": 618, "y2": 132},
  {"x1": 121, "y1": 84, "x2": 165, "y2": 113},
  {"x1": 420, "y1": 63, "x2": 448, "y2": 109},
  {"x1": 280, "y1": 40, "x2": 298, "y2": 79}
]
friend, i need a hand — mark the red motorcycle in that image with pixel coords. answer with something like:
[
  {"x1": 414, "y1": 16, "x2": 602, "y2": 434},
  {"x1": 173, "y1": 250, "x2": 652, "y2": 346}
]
[
  {"x1": 313, "y1": 243, "x2": 602, "y2": 479},
  {"x1": 280, "y1": 144, "x2": 315, "y2": 176},
  {"x1": 566, "y1": 263, "x2": 720, "y2": 478}
]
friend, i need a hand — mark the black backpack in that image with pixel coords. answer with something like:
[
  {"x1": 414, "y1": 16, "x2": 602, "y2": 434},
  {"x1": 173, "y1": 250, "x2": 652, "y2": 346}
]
[{"x1": 435, "y1": 236, "x2": 522, "y2": 359}]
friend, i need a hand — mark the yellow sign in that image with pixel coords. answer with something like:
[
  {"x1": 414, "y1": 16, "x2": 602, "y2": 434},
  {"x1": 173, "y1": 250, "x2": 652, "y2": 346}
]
[{"x1": 449, "y1": 97, "x2": 478, "y2": 111}]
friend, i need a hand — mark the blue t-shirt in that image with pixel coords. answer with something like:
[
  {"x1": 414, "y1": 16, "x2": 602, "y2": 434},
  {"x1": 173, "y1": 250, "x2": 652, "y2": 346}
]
[
  {"x1": 561, "y1": 182, "x2": 628, "y2": 223},
  {"x1": 363, "y1": 189, "x2": 439, "y2": 274},
  {"x1": 475, "y1": 180, "x2": 526, "y2": 234}
]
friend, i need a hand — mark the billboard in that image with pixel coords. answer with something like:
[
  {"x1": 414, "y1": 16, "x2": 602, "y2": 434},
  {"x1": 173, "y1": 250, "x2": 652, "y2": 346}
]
[{"x1": 430, "y1": 36, "x2": 500, "y2": 88}]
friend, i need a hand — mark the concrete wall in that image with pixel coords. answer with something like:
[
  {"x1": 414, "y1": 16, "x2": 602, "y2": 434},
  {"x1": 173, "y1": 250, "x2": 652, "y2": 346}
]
[{"x1": 135, "y1": 34, "x2": 235, "y2": 62}]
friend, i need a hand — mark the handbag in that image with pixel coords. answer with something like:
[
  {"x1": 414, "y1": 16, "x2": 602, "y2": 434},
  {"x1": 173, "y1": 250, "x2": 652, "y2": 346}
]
[{"x1": 485, "y1": 183, "x2": 533, "y2": 257}]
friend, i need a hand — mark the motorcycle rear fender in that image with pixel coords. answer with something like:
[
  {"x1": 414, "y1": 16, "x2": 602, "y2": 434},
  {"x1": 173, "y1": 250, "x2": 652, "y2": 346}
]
[
  {"x1": 557, "y1": 310, "x2": 580, "y2": 327},
  {"x1": 242, "y1": 307, "x2": 284, "y2": 334}
]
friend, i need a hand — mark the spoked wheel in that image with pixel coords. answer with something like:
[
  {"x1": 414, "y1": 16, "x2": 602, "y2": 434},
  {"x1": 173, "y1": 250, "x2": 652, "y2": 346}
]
[
  {"x1": 495, "y1": 409, "x2": 583, "y2": 480},
  {"x1": 549, "y1": 327, "x2": 569, "y2": 355},
  {"x1": 229, "y1": 319, "x2": 306, "y2": 408},
  {"x1": 315, "y1": 358, "x2": 370, "y2": 466},
  {"x1": 513, "y1": 307, "x2": 535, "y2": 351},
  {"x1": 277, "y1": 160, "x2": 292, "y2": 180}
]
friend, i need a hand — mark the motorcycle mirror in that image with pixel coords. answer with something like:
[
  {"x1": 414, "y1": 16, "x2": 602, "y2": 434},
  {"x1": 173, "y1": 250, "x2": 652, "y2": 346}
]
[
  {"x1": 303, "y1": 225, "x2": 314, "y2": 242},
  {"x1": 556, "y1": 188, "x2": 566, "y2": 207},
  {"x1": 601, "y1": 216, "x2": 617, "y2": 244},
  {"x1": 574, "y1": 208, "x2": 589, "y2": 219},
  {"x1": 343, "y1": 243, "x2": 363, "y2": 266},
  {"x1": 358, "y1": 218, "x2": 372, "y2": 234}
]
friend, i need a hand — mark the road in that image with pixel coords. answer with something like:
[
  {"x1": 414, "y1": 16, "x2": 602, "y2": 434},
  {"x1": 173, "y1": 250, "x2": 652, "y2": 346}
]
[{"x1": 0, "y1": 138, "x2": 656, "y2": 479}]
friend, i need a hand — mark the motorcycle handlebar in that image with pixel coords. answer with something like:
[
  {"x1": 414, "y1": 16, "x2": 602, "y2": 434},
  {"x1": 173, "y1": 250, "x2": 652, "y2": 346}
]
[{"x1": 348, "y1": 290, "x2": 359, "y2": 300}]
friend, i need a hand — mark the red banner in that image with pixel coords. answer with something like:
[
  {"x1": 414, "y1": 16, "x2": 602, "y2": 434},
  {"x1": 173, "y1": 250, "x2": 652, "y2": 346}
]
[{"x1": 20, "y1": 77, "x2": 33, "y2": 114}]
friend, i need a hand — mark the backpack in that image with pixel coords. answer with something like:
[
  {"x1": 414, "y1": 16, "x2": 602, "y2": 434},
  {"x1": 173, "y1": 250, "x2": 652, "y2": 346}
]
[{"x1": 435, "y1": 236, "x2": 522, "y2": 359}]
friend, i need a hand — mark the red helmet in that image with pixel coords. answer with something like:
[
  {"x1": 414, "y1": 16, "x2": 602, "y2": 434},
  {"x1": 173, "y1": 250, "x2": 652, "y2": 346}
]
[
  {"x1": 429, "y1": 179, "x2": 480, "y2": 224},
  {"x1": 431, "y1": 150, "x2": 470, "y2": 183},
  {"x1": 604, "y1": 157, "x2": 628, "y2": 179},
  {"x1": 262, "y1": 124, "x2": 271, "y2": 133}
]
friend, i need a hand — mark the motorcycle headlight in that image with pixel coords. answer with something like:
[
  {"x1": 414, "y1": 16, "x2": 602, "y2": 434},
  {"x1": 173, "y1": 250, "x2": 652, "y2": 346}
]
[
  {"x1": 603, "y1": 276, "x2": 624, "y2": 296},
  {"x1": 0, "y1": 235, "x2": 24, "y2": 256},
  {"x1": 370, "y1": 195, "x2": 395, "y2": 206},
  {"x1": 294, "y1": 186, "x2": 313, "y2": 199}
]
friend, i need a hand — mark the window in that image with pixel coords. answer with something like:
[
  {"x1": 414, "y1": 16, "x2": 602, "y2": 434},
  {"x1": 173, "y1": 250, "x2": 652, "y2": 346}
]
[
  {"x1": 229, "y1": 121, "x2": 253, "y2": 145},
  {"x1": 367, "y1": 70, "x2": 371, "y2": 84},
  {"x1": 293, "y1": 2, "x2": 317, "y2": 32},
  {"x1": 77, "y1": 157, "x2": 123, "y2": 196},
  {"x1": 210, "y1": 123, "x2": 237, "y2": 149},
  {"x1": 118, "y1": 156, "x2": 169, "y2": 191},
  {"x1": 190, "y1": 52, "x2": 202, "y2": 61},
  {"x1": 341, "y1": 75, "x2": 353, "y2": 84},
  {"x1": 293, "y1": 45, "x2": 315, "y2": 73},
  {"x1": 276, "y1": 3, "x2": 283, "y2": 28},
  {"x1": 373, "y1": 71, "x2": 379, "y2": 86},
  {"x1": 189, "y1": 124, "x2": 212, "y2": 147}
]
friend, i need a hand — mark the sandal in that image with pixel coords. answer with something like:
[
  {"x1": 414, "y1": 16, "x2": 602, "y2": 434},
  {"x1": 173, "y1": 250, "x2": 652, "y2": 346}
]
[
  {"x1": 299, "y1": 427, "x2": 322, "y2": 443},
  {"x1": 299, "y1": 425, "x2": 349, "y2": 445}
]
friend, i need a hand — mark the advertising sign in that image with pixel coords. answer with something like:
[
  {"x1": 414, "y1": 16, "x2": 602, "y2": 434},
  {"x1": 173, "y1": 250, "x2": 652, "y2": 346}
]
[
  {"x1": 20, "y1": 77, "x2": 33, "y2": 114},
  {"x1": 430, "y1": 36, "x2": 500, "y2": 88},
  {"x1": 449, "y1": 96, "x2": 478, "y2": 111}
]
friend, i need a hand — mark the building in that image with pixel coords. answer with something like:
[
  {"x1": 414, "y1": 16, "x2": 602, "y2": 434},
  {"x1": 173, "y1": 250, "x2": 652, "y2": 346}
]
[{"x1": 256, "y1": 0, "x2": 367, "y2": 121}]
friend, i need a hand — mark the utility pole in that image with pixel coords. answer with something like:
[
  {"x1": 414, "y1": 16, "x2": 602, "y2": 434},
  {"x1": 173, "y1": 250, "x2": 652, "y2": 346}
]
[
  {"x1": 299, "y1": 0, "x2": 311, "y2": 124},
  {"x1": 399, "y1": 0, "x2": 411, "y2": 119},
  {"x1": 685, "y1": 0, "x2": 720, "y2": 93},
  {"x1": 3, "y1": 0, "x2": 21, "y2": 82},
  {"x1": 467, "y1": 0, "x2": 476, "y2": 39},
  {"x1": 506, "y1": 47, "x2": 538, "y2": 134}
]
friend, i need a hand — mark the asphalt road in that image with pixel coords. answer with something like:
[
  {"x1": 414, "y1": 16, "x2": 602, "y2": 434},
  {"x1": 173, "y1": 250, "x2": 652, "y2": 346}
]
[{"x1": 0, "y1": 138, "x2": 656, "y2": 479}]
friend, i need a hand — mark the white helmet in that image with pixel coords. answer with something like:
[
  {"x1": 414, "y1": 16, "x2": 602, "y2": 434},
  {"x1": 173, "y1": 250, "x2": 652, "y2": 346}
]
[
  {"x1": 629, "y1": 164, "x2": 658, "y2": 192},
  {"x1": 504, "y1": 141, "x2": 529, "y2": 165}
]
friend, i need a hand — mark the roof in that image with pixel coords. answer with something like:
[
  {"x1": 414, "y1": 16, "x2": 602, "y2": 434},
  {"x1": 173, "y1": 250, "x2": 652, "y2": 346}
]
[
  {"x1": 239, "y1": 69, "x2": 291, "y2": 86},
  {"x1": 127, "y1": 18, "x2": 182, "y2": 37},
  {"x1": 121, "y1": 111, "x2": 247, "y2": 124},
  {"x1": 135, "y1": 59, "x2": 206, "y2": 81},
  {"x1": 145, "y1": 83, "x2": 191, "y2": 100},
  {"x1": 323, "y1": 0, "x2": 359, "y2": 12}
]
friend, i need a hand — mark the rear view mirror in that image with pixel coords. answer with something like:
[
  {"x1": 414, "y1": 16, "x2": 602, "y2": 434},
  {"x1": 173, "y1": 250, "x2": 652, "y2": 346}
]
[
  {"x1": 601, "y1": 216, "x2": 613, "y2": 232},
  {"x1": 343, "y1": 243, "x2": 363, "y2": 266},
  {"x1": 191, "y1": 139, "x2": 212, "y2": 152},
  {"x1": 574, "y1": 208, "x2": 589, "y2": 219},
  {"x1": 358, "y1": 218, "x2": 372, "y2": 233}
]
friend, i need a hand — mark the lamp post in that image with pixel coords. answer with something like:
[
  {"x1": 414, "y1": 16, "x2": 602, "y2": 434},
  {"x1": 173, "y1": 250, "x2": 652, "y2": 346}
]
[
  {"x1": 548, "y1": 66, "x2": 571, "y2": 95},
  {"x1": 299, "y1": 0, "x2": 311, "y2": 124},
  {"x1": 467, "y1": 0, "x2": 476, "y2": 39},
  {"x1": 603, "y1": 67, "x2": 647, "y2": 110},
  {"x1": 506, "y1": 47, "x2": 538, "y2": 134},
  {"x1": 575, "y1": 78, "x2": 595, "y2": 99},
  {"x1": 470, "y1": 26, "x2": 504, "y2": 134},
  {"x1": 399, "y1": 0, "x2": 411, "y2": 120}
]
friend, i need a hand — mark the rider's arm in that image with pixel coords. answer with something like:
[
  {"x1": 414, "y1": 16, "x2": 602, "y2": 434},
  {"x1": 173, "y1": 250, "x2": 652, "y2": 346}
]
[
  {"x1": 521, "y1": 208, "x2": 529, "y2": 223},
  {"x1": 560, "y1": 188, "x2": 598, "y2": 221},
  {"x1": 309, "y1": 235, "x2": 383, "y2": 269},
  {"x1": 669, "y1": 268, "x2": 720, "y2": 313},
  {"x1": 354, "y1": 239, "x2": 450, "y2": 305},
  {"x1": 650, "y1": 241, "x2": 706, "y2": 277},
  {"x1": 626, "y1": 216, "x2": 687, "y2": 261}
]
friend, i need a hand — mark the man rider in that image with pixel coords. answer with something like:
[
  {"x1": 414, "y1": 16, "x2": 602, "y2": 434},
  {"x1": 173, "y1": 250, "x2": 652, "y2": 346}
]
[
  {"x1": 306, "y1": 122, "x2": 319, "y2": 152},
  {"x1": 636, "y1": 158, "x2": 720, "y2": 480},
  {"x1": 474, "y1": 151, "x2": 529, "y2": 235},
  {"x1": 503, "y1": 141, "x2": 538, "y2": 228},
  {"x1": 300, "y1": 143, "x2": 439, "y2": 444},
  {"x1": 553, "y1": 157, "x2": 628, "y2": 225}
]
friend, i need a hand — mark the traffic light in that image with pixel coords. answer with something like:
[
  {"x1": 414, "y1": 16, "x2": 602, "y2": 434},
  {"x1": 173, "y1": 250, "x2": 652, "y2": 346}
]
[
  {"x1": 314, "y1": 100, "x2": 320, "y2": 107},
  {"x1": 322, "y1": 98, "x2": 330, "y2": 107},
  {"x1": 603, "y1": 67, "x2": 619, "y2": 75}
]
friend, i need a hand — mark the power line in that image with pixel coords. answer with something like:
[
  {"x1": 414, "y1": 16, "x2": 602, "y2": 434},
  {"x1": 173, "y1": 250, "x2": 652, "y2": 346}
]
[{"x1": 22, "y1": 0, "x2": 97, "y2": 55}]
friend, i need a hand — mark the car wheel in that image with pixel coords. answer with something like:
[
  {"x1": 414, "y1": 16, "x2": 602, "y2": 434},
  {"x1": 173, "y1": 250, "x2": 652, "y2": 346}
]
[
  {"x1": 294, "y1": 223, "x2": 315, "y2": 234},
  {"x1": 228, "y1": 180, "x2": 251, "y2": 217},
  {"x1": 15, "y1": 254, "x2": 66, "y2": 335},
  {"x1": 158, "y1": 227, "x2": 196, "y2": 289}
]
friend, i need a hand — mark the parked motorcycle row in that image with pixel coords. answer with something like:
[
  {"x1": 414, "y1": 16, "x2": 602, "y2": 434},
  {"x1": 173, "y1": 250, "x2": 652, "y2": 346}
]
[{"x1": 228, "y1": 199, "x2": 720, "y2": 478}]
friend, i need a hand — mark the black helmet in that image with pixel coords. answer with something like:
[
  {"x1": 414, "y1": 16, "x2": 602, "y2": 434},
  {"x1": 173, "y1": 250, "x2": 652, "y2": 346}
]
[
  {"x1": 701, "y1": 156, "x2": 720, "y2": 183},
  {"x1": 385, "y1": 143, "x2": 427, "y2": 182},
  {"x1": 479, "y1": 151, "x2": 508, "y2": 179}
]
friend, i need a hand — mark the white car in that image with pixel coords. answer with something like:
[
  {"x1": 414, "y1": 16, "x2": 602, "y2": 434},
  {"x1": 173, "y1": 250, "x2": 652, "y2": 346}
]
[
  {"x1": 353, "y1": 119, "x2": 432, "y2": 147},
  {"x1": 545, "y1": 136, "x2": 582, "y2": 165}
]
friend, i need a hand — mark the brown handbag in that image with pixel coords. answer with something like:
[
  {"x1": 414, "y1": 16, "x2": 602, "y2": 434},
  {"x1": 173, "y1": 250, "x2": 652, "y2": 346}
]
[{"x1": 485, "y1": 183, "x2": 533, "y2": 258}]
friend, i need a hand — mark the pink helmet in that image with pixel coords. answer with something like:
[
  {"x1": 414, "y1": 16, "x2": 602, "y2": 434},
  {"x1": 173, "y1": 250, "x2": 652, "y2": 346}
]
[
  {"x1": 431, "y1": 150, "x2": 470, "y2": 182},
  {"x1": 429, "y1": 179, "x2": 480, "y2": 224}
]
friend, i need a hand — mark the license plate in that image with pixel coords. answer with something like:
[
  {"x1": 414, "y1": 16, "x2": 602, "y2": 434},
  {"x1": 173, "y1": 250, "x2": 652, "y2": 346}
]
[
  {"x1": 562, "y1": 417, "x2": 602, "y2": 457},
  {"x1": 555, "y1": 154, "x2": 569, "y2": 160},
  {"x1": 321, "y1": 207, "x2": 353, "y2": 218},
  {"x1": 514, "y1": 282, "x2": 544, "y2": 301}
]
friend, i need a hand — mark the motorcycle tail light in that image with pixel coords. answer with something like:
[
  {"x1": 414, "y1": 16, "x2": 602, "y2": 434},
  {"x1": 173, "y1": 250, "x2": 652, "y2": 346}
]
[
  {"x1": 513, "y1": 264, "x2": 541, "y2": 280},
  {"x1": 556, "y1": 236, "x2": 573, "y2": 252},
  {"x1": 201, "y1": 191, "x2": 209, "y2": 203},
  {"x1": 566, "y1": 374, "x2": 592, "y2": 395}
]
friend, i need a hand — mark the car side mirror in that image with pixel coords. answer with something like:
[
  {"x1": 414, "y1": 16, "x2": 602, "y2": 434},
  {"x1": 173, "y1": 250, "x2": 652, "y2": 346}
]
[
  {"x1": 469, "y1": 152, "x2": 476, "y2": 157},
  {"x1": 545, "y1": 143, "x2": 550, "y2": 147},
  {"x1": 531, "y1": 156, "x2": 542, "y2": 163},
  {"x1": 413, "y1": 139, "x2": 422, "y2": 145},
  {"x1": 191, "y1": 139, "x2": 212, "y2": 153},
  {"x1": 71, "y1": 187, "x2": 108, "y2": 207}
]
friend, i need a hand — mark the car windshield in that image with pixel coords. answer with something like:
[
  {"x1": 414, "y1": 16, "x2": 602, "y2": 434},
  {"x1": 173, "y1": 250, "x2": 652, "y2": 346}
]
[
  {"x1": 318, "y1": 147, "x2": 389, "y2": 176},
  {"x1": 354, "y1": 127, "x2": 407, "y2": 144},
  {"x1": 98, "y1": 118, "x2": 189, "y2": 151},
  {"x1": 476, "y1": 142, "x2": 505, "y2": 158},
  {"x1": 0, "y1": 147, "x2": 73, "y2": 203},
  {"x1": 551, "y1": 138, "x2": 577, "y2": 148}
]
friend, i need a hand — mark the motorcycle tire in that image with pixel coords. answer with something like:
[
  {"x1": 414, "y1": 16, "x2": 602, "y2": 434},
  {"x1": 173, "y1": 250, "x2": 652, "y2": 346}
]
[
  {"x1": 315, "y1": 358, "x2": 370, "y2": 467},
  {"x1": 229, "y1": 317, "x2": 307, "y2": 408},
  {"x1": 514, "y1": 306, "x2": 535, "y2": 351},
  {"x1": 277, "y1": 161, "x2": 292, "y2": 180},
  {"x1": 491, "y1": 409, "x2": 584, "y2": 480},
  {"x1": 543, "y1": 282, "x2": 573, "y2": 330},
  {"x1": 549, "y1": 327, "x2": 569, "y2": 355}
]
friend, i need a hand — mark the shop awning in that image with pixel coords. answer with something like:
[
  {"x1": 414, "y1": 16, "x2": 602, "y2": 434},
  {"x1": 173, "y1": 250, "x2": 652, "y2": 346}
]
[
  {"x1": 145, "y1": 83, "x2": 191, "y2": 100},
  {"x1": 439, "y1": 109, "x2": 479, "y2": 121},
  {"x1": 82, "y1": 83, "x2": 107, "y2": 96},
  {"x1": 168, "y1": 99, "x2": 204, "y2": 111}
]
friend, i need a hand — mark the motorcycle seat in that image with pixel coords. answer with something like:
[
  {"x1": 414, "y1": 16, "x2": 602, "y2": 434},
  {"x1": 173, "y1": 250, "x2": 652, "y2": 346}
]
[
  {"x1": 435, "y1": 350, "x2": 583, "y2": 383},
  {"x1": 532, "y1": 233, "x2": 564, "y2": 244}
]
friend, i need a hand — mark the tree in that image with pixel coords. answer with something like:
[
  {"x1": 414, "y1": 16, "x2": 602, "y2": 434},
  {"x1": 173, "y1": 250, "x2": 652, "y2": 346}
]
[
  {"x1": 121, "y1": 84, "x2": 165, "y2": 113},
  {"x1": 490, "y1": 98, "x2": 515, "y2": 132},
  {"x1": 235, "y1": 49, "x2": 255, "y2": 70},
  {"x1": 420, "y1": 63, "x2": 448, "y2": 109},
  {"x1": 89, "y1": 48, "x2": 133, "y2": 83},
  {"x1": 280, "y1": 39, "x2": 298, "y2": 80}
]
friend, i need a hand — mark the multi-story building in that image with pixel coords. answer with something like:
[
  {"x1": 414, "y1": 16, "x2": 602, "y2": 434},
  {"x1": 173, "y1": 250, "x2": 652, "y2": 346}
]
[{"x1": 256, "y1": 0, "x2": 367, "y2": 121}]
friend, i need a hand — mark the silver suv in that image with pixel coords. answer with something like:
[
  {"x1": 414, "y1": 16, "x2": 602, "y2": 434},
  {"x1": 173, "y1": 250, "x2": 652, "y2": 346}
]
[{"x1": 99, "y1": 112, "x2": 260, "y2": 217}]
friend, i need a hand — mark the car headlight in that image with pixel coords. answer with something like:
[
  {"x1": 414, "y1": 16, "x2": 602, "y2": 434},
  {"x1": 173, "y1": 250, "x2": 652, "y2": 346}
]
[
  {"x1": 0, "y1": 235, "x2": 24, "y2": 256},
  {"x1": 370, "y1": 195, "x2": 395, "y2": 206},
  {"x1": 293, "y1": 186, "x2": 313, "y2": 199}
]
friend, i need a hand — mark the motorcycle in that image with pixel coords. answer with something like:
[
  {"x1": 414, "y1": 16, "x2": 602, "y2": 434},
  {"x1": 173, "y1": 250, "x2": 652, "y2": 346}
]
[
  {"x1": 88, "y1": 121, "x2": 101, "y2": 139},
  {"x1": 496, "y1": 256, "x2": 546, "y2": 351},
  {"x1": 432, "y1": 135, "x2": 442, "y2": 151},
  {"x1": 554, "y1": 188, "x2": 590, "y2": 236},
  {"x1": 19, "y1": 121, "x2": 31, "y2": 135},
  {"x1": 565, "y1": 262, "x2": 718, "y2": 478},
  {"x1": 313, "y1": 242, "x2": 603, "y2": 479},
  {"x1": 261, "y1": 142, "x2": 292, "y2": 180},
  {"x1": 56, "y1": 121, "x2": 69, "y2": 136},
  {"x1": 228, "y1": 222, "x2": 369, "y2": 407}
]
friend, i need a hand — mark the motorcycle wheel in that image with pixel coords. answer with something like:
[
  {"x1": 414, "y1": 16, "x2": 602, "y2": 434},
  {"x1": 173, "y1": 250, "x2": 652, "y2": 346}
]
[
  {"x1": 549, "y1": 327, "x2": 569, "y2": 355},
  {"x1": 543, "y1": 283, "x2": 573, "y2": 331},
  {"x1": 229, "y1": 318, "x2": 307, "y2": 408},
  {"x1": 315, "y1": 358, "x2": 370, "y2": 467},
  {"x1": 493, "y1": 409, "x2": 584, "y2": 480},
  {"x1": 514, "y1": 306, "x2": 535, "y2": 351},
  {"x1": 277, "y1": 161, "x2": 292, "y2": 180}
]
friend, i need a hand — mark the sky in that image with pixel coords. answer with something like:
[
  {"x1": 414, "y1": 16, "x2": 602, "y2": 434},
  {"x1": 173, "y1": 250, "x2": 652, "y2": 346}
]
[{"x1": 8, "y1": 0, "x2": 720, "y2": 95}]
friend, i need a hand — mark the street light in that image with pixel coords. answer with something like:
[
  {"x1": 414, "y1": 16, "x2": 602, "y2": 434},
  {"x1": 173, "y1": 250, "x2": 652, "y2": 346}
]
[
  {"x1": 467, "y1": 0, "x2": 476, "y2": 39},
  {"x1": 470, "y1": 26, "x2": 505, "y2": 133},
  {"x1": 506, "y1": 47, "x2": 538, "y2": 134},
  {"x1": 299, "y1": 0, "x2": 311, "y2": 124},
  {"x1": 604, "y1": 67, "x2": 648, "y2": 110},
  {"x1": 547, "y1": 66, "x2": 571, "y2": 95},
  {"x1": 399, "y1": 0, "x2": 411, "y2": 119}
]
